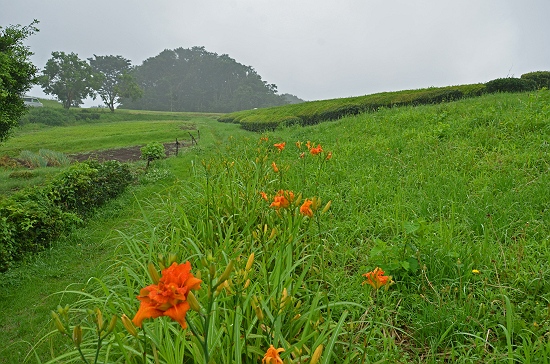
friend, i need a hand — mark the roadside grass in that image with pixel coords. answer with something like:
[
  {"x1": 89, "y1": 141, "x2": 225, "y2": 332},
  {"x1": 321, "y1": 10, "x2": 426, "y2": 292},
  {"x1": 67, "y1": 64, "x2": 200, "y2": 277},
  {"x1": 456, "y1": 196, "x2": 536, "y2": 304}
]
[{"x1": 1, "y1": 90, "x2": 549, "y2": 362}]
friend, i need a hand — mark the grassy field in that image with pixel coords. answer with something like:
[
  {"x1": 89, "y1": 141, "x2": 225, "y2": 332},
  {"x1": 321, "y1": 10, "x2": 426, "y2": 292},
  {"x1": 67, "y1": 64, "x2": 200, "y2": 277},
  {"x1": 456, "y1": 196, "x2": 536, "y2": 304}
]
[{"x1": 1, "y1": 90, "x2": 549, "y2": 363}]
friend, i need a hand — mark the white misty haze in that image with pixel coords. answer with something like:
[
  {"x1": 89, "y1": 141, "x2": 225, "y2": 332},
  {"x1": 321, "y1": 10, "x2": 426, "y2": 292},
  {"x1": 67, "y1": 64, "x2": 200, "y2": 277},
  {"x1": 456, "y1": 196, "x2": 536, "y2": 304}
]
[{"x1": 2, "y1": 0, "x2": 549, "y2": 106}]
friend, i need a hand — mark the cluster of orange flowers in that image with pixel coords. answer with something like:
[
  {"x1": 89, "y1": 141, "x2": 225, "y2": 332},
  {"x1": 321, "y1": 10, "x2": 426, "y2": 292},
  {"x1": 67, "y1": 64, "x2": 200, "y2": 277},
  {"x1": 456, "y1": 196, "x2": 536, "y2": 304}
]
[
  {"x1": 132, "y1": 261, "x2": 202, "y2": 329},
  {"x1": 362, "y1": 267, "x2": 392, "y2": 290},
  {"x1": 268, "y1": 139, "x2": 332, "y2": 160},
  {"x1": 260, "y1": 190, "x2": 318, "y2": 218}
]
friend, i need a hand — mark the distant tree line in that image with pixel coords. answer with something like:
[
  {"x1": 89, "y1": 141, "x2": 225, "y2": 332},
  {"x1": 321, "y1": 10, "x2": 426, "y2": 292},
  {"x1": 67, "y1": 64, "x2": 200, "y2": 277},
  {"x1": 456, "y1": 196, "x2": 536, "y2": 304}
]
[{"x1": 118, "y1": 46, "x2": 299, "y2": 113}]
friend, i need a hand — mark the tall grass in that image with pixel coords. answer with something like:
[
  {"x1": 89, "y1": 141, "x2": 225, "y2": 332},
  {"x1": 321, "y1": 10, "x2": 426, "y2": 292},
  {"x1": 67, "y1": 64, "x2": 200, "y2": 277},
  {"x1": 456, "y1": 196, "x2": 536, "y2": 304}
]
[{"x1": 1, "y1": 90, "x2": 549, "y2": 363}]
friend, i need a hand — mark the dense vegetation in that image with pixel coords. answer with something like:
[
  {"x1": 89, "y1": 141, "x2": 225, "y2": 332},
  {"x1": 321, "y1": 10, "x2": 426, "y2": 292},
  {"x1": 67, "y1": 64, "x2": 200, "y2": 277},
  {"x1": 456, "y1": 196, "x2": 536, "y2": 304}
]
[
  {"x1": 1, "y1": 89, "x2": 549, "y2": 362},
  {"x1": 0, "y1": 20, "x2": 39, "y2": 142},
  {"x1": 118, "y1": 46, "x2": 290, "y2": 113}
]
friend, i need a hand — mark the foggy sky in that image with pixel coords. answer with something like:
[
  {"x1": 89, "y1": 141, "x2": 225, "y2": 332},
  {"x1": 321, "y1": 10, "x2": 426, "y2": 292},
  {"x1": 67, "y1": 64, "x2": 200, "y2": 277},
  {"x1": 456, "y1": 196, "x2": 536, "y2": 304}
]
[{"x1": 2, "y1": 1, "x2": 549, "y2": 106}]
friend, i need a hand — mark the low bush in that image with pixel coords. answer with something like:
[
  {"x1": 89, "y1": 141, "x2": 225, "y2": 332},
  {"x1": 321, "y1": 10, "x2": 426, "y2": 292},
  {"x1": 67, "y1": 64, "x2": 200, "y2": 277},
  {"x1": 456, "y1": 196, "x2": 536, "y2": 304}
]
[
  {"x1": 140, "y1": 142, "x2": 165, "y2": 162},
  {"x1": 521, "y1": 71, "x2": 550, "y2": 90},
  {"x1": 18, "y1": 108, "x2": 71, "y2": 126},
  {"x1": 0, "y1": 190, "x2": 80, "y2": 271},
  {"x1": 485, "y1": 77, "x2": 536, "y2": 93},
  {"x1": 0, "y1": 159, "x2": 134, "y2": 271}
]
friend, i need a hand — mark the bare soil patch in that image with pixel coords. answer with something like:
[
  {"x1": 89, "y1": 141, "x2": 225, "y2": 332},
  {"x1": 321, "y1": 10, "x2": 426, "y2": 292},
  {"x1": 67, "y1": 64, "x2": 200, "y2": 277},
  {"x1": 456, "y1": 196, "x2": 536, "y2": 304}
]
[{"x1": 70, "y1": 140, "x2": 192, "y2": 163}]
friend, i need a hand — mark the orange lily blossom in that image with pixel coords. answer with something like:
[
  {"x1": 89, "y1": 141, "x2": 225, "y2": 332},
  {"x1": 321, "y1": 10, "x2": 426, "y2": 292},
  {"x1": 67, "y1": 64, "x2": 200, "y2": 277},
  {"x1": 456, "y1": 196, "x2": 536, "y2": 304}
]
[
  {"x1": 310, "y1": 144, "x2": 323, "y2": 155},
  {"x1": 274, "y1": 142, "x2": 286, "y2": 151},
  {"x1": 271, "y1": 161, "x2": 279, "y2": 173},
  {"x1": 260, "y1": 191, "x2": 268, "y2": 201},
  {"x1": 362, "y1": 267, "x2": 391, "y2": 290},
  {"x1": 326, "y1": 151, "x2": 333, "y2": 160},
  {"x1": 270, "y1": 190, "x2": 294, "y2": 210},
  {"x1": 132, "y1": 261, "x2": 202, "y2": 329},
  {"x1": 263, "y1": 345, "x2": 284, "y2": 364},
  {"x1": 300, "y1": 199, "x2": 313, "y2": 217}
]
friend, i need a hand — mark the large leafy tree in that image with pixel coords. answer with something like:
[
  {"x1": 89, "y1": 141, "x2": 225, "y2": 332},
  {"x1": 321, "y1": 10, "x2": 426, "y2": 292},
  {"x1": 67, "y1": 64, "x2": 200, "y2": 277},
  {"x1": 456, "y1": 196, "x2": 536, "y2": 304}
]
[
  {"x1": 40, "y1": 51, "x2": 97, "y2": 109},
  {"x1": 119, "y1": 46, "x2": 287, "y2": 113},
  {"x1": 88, "y1": 54, "x2": 142, "y2": 112},
  {"x1": 0, "y1": 20, "x2": 39, "y2": 143}
]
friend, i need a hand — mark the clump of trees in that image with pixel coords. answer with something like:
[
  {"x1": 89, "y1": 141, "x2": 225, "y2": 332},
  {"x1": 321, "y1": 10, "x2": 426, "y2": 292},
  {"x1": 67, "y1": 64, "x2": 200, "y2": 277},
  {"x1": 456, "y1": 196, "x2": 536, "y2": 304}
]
[
  {"x1": 118, "y1": 46, "x2": 290, "y2": 113},
  {"x1": 0, "y1": 20, "x2": 39, "y2": 142},
  {"x1": 40, "y1": 52, "x2": 142, "y2": 111}
]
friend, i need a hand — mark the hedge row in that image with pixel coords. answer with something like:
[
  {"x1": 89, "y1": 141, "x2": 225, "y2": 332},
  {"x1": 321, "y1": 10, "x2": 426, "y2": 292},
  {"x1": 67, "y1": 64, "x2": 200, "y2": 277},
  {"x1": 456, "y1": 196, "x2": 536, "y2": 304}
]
[
  {"x1": 0, "y1": 160, "x2": 134, "y2": 271},
  {"x1": 220, "y1": 84, "x2": 487, "y2": 132},
  {"x1": 221, "y1": 71, "x2": 550, "y2": 132}
]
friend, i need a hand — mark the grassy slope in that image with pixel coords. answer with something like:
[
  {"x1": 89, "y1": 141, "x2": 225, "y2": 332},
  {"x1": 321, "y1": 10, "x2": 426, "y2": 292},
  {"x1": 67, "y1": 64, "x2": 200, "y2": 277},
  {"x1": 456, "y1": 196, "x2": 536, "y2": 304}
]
[
  {"x1": 1, "y1": 90, "x2": 549, "y2": 362},
  {"x1": 0, "y1": 115, "x2": 246, "y2": 363}
]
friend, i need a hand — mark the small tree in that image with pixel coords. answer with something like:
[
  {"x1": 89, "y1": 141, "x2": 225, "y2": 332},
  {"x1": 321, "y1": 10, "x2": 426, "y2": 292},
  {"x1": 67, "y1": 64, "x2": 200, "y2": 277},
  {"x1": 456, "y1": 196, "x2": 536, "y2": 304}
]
[
  {"x1": 88, "y1": 55, "x2": 142, "y2": 112},
  {"x1": 40, "y1": 51, "x2": 97, "y2": 109},
  {"x1": 140, "y1": 142, "x2": 165, "y2": 168},
  {"x1": 0, "y1": 20, "x2": 39, "y2": 142}
]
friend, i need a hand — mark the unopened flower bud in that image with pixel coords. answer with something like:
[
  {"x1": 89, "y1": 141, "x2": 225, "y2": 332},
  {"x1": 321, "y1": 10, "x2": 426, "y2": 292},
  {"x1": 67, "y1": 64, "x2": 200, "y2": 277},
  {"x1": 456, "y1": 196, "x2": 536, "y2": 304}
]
[
  {"x1": 73, "y1": 325, "x2": 83, "y2": 348},
  {"x1": 310, "y1": 344, "x2": 324, "y2": 364},
  {"x1": 106, "y1": 315, "x2": 117, "y2": 334},
  {"x1": 251, "y1": 298, "x2": 264, "y2": 321},
  {"x1": 187, "y1": 291, "x2": 201, "y2": 312},
  {"x1": 321, "y1": 200, "x2": 332, "y2": 214},
  {"x1": 216, "y1": 260, "x2": 234, "y2": 287},
  {"x1": 95, "y1": 308, "x2": 104, "y2": 331},
  {"x1": 148, "y1": 262, "x2": 160, "y2": 284},
  {"x1": 121, "y1": 314, "x2": 138, "y2": 337},
  {"x1": 245, "y1": 253, "x2": 255, "y2": 272},
  {"x1": 167, "y1": 253, "x2": 178, "y2": 266},
  {"x1": 51, "y1": 311, "x2": 67, "y2": 335}
]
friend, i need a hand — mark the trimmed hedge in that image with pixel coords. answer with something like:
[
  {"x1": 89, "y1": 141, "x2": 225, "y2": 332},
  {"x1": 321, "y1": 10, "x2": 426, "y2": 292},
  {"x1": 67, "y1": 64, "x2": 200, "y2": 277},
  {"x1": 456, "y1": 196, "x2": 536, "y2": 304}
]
[
  {"x1": 485, "y1": 77, "x2": 536, "y2": 93},
  {"x1": 521, "y1": 71, "x2": 550, "y2": 90},
  {"x1": 221, "y1": 84, "x2": 487, "y2": 132},
  {"x1": 0, "y1": 160, "x2": 134, "y2": 271}
]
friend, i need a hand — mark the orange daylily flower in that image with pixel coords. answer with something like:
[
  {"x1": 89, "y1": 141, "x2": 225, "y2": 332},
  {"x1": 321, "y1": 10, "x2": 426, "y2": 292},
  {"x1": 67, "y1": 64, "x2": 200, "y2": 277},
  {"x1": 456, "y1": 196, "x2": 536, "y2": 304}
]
[
  {"x1": 296, "y1": 141, "x2": 302, "y2": 149},
  {"x1": 271, "y1": 161, "x2": 279, "y2": 173},
  {"x1": 262, "y1": 345, "x2": 284, "y2": 364},
  {"x1": 310, "y1": 144, "x2": 323, "y2": 155},
  {"x1": 306, "y1": 140, "x2": 312, "y2": 150},
  {"x1": 260, "y1": 136, "x2": 269, "y2": 142},
  {"x1": 270, "y1": 190, "x2": 294, "y2": 210},
  {"x1": 274, "y1": 142, "x2": 286, "y2": 151},
  {"x1": 326, "y1": 151, "x2": 333, "y2": 160},
  {"x1": 260, "y1": 191, "x2": 268, "y2": 201},
  {"x1": 362, "y1": 267, "x2": 391, "y2": 290},
  {"x1": 300, "y1": 199, "x2": 313, "y2": 217},
  {"x1": 133, "y1": 261, "x2": 202, "y2": 329}
]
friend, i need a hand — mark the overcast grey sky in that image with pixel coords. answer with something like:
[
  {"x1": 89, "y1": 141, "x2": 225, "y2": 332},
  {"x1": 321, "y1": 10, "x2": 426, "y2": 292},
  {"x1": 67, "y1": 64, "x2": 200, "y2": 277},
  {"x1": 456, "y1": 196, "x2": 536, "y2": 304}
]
[{"x1": 2, "y1": 1, "x2": 549, "y2": 105}]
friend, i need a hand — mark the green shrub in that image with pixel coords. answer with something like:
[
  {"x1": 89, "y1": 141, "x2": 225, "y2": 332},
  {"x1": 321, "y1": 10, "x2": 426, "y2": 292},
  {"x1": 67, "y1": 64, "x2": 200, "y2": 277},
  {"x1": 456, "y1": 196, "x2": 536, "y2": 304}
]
[
  {"x1": 0, "y1": 190, "x2": 80, "y2": 271},
  {"x1": 48, "y1": 160, "x2": 134, "y2": 216},
  {"x1": 521, "y1": 71, "x2": 550, "y2": 90},
  {"x1": 485, "y1": 77, "x2": 536, "y2": 93},
  {"x1": 18, "y1": 107, "x2": 71, "y2": 126},
  {"x1": 140, "y1": 142, "x2": 166, "y2": 162}
]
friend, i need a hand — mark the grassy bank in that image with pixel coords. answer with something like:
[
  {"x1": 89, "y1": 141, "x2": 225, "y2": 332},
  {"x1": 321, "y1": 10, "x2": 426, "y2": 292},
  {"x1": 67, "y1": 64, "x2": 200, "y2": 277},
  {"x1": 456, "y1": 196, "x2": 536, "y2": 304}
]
[{"x1": 1, "y1": 90, "x2": 549, "y2": 362}]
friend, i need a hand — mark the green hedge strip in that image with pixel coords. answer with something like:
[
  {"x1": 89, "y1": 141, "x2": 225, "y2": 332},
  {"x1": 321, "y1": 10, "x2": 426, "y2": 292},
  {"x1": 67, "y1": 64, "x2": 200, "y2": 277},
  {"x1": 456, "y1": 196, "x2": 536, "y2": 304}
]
[{"x1": 0, "y1": 160, "x2": 134, "y2": 271}]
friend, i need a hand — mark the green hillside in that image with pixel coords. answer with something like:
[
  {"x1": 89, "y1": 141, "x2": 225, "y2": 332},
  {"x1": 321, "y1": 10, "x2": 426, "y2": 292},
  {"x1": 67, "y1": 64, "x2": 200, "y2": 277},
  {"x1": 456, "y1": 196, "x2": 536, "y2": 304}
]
[{"x1": 0, "y1": 89, "x2": 549, "y2": 363}]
